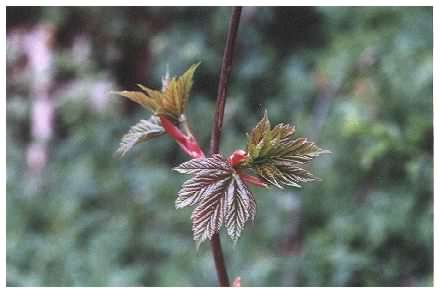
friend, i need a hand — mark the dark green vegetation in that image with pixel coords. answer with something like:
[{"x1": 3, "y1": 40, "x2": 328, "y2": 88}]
[{"x1": 7, "y1": 7, "x2": 432, "y2": 286}]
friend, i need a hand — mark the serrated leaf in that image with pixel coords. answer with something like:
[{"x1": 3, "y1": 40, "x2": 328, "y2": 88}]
[
  {"x1": 111, "y1": 90, "x2": 160, "y2": 113},
  {"x1": 115, "y1": 115, "x2": 165, "y2": 158},
  {"x1": 255, "y1": 163, "x2": 319, "y2": 188},
  {"x1": 191, "y1": 184, "x2": 227, "y2": 245},
  {"x1": 247, "y1": 110, "x2": 271, "y2": 149},
  {"x1": 174, "y1": 154, "x2": 232, "y2": 175},
  {"x1": 175, "y1": 155, "x2": 257, "y2": 245},
  {"x1": 176, "y1": 172, "x2": 230, "y2": 209},
  {"x1": 225, "y1": 173, "x2": 256, "y2": 241},
  {"x1": 164, "y1": 62, "x2": 199, "y2": 116},
  {"x1": 244, "y1": 112, "x2": 330, "y2": 188},
  {"x1": 270, "y1": 138, "x2": 330, "y2": 165},
  {"x1": 112, "y1": 63, "x2": 200, "y2": 122}
]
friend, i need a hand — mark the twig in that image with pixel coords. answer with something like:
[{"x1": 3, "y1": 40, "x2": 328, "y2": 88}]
[
  {"x1": 209, "y1": 7, "x2": 242, "y2": 154},
  {"x1": 208, "y1": 7, "x2": 242, "y2": 287}
]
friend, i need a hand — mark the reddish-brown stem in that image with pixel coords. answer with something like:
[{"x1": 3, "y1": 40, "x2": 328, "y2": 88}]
[
  {"x1": 208, "y1": 6, "x2": 242, "y2": 287},
  {"x1": 160, "y1": 115, "x2": 205, "y2": 158},
  {"x1": 160, "y1": 116, "x2": 188, "y2": 143},
  {"x1": 209, "y1": 7, "x2": 242, "y2": 155}
]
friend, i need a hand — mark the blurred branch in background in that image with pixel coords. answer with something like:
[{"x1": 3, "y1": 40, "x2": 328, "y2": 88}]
[{"x1": 23, "y1": 25, "x2": 55, "y2": 189}]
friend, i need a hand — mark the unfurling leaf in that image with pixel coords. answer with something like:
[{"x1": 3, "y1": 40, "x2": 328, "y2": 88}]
[
  {"x1": 111, "y1": 63, "x2": 200, "y2": 122},
  {"x1": 175, "y1": 171, "x2": 231, "y2": 209},
  {"x1": 174, "y1": 155, "x2": 256, "y2": 245},
  {"x1": 225, "y1": 173, "x2": 256, "y2": 241},
  {"x1": 243, "y1": 112, "x2": 330, "y2": 188},
  {"x1": 173, "y1": 155, "x2": 232, "y2": 175},
  {"x1": 115, "y1": 115, "x2": 165, "y2": 157},
  {"x1": 110, "y1": 89, "x2": 161, "y2": 114}
]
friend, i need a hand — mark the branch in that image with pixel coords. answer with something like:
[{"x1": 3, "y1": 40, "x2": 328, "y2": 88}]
[
  {"x1": 208, "y1": 7, "x2": 242, "y2": 287},
  {"x1": 209, "y1": 7, "x2": 242, "y2": 155},
  {"x1": 209, "y1": 7, "x2": 241, "y2": 287}
]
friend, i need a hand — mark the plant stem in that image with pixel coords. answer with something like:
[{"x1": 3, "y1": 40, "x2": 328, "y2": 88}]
[
  {"x1": 209, "y1": 234, "x2": 229, "y2": 287},
  {"x1": 209, "y1": 7, "x2": 242, "y2": 155},
  {"x1": 208, "y1": 6, "x2": 242, "y2": 287}
]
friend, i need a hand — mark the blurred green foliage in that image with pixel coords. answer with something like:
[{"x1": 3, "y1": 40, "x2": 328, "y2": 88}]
[{"x1": 7, "y1": 7, "x2": 432, "y2": 286}]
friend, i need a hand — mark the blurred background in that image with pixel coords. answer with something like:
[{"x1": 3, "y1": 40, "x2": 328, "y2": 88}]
[{"x1": 6, "y1": 6, "x2": 433, "y2": 286}]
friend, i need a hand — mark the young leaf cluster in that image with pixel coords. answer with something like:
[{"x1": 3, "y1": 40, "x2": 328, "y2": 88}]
[
  {"x1": 174, "y1": 112, "x2": 329, "y2": 245},
  {"x1": 112, "y1": 63, "x2": 198, "y2": 122},
  {"x1": 241, "y1": 112, "x2": 330, "y2": 188},
  {"x1": 112, "y1": 63, "x2": 199, "y2": 157},
  {"x1": 112, "y1": 64, "x2": 329, "y2": 246}
]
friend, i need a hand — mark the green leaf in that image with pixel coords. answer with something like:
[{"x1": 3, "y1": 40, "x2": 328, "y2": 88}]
[
  {"x1": 111, "y1": 63, "x2": 200, "y2": 122},
  {"x1": 243, "y1": 112, "x2": 330, "y2": 188},
  {"x1": 172, "y1": 62, "x2": 199, "y2": 115},
  {"x1": 110, "y1": 90, "x2": 160, "y2": 113},
  {"x1": 254, "y1": 163, "x2": 318, "y2": 189},
  {"x1": 115, "y1": 115, "x2": 165, "y2": 158}
]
